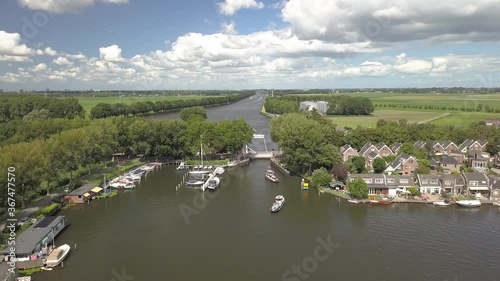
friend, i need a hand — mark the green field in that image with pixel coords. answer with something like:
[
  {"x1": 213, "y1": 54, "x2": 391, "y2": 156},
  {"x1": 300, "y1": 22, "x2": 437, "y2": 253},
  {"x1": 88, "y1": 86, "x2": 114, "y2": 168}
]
[
  {"x1": 326, "y1": 110, "x2": 448, "y2": 128},
  {"x1": 77, "y1": 95, "x2": 210, "y2": 114},
  {"x1": 429, "y1": 112, "x2": 500, "y2": 126}
]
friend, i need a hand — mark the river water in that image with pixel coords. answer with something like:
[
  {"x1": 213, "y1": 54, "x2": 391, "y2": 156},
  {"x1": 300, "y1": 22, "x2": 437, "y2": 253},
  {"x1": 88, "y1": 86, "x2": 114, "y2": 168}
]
[{"x1": 36, "y1": 94, "x2": 500, "y2": 281}]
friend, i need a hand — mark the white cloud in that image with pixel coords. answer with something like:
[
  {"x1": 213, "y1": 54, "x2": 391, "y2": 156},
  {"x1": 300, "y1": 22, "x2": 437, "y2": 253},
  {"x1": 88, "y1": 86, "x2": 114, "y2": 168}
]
[
  {"x1": 281, "y1": 0, "x2": 500, "y2": 43},
  {"x1": 99, "y1": 45, "x2": 124, "y2": 62},
  {"x1": 44, "y1": 47, "x2": 58, "y2": 56},
  {"x1": 0, "y1": 31, "x2": 33, "y2": 58},
  {"x1": 220, "y1": 21, "x2": 238, "y2": 35},
  {"x1": 31, "y1": 63, "x2": 48, "y2": 72},
  {"x1": 53, "y1": 57, "x2": 73, "y2": 65},
  {"x1": 65, "y1": 53, "x2": 87, "y2": 60},
  {"x1": 17, "y1": 0, "x2": 128, "y2": 14},
  {"x1": 218, "y1": 0, "x2": 264, "y2": 16}
]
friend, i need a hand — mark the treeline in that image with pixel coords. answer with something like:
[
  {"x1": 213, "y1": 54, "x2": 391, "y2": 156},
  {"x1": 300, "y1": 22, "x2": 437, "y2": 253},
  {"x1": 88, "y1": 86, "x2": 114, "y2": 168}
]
[
  {"x1": 374, "y1": 103, "x2": 500, "y2": 113},
  {"x1": 0, "y1": 95, "x2": 85, "y2": 122},
  {"x1": 270, "y1": 112, "x2": 500, "y2": 173},
  {"x1": 17, "y1": 90, "x2": 255, "y2": 97},
  {"x1": 0, "y1": 116, "x2": 253, "y2": 209},
  {"x1": 90, "y1": 92, "x2": 253, "y2": 119},
  {"x1": 264, "y1": 95, "x2": 374, "y2": 115}
]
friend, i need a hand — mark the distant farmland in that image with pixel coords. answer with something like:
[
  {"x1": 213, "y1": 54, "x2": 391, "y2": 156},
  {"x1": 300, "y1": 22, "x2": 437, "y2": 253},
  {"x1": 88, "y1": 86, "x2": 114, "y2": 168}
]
[{"x1": 326, "y1": 110, "x2": 448, "y2": 128}]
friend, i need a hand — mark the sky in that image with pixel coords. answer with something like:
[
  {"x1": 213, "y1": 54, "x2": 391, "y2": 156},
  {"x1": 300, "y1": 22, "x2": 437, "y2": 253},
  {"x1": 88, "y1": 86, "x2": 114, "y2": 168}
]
[{"x1": 0, "y1": 0, "x2": 500, "y2": 91}]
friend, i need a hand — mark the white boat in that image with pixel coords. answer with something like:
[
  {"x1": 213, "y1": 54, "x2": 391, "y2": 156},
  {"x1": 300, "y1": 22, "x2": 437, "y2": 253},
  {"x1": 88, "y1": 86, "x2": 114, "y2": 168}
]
[
  {"x1": 45, "y1": 244, "x2": 70, "y2": 267},
  {"x1": 493, "y1": 202, "x2": 500, "y2": 206},
  {"x1": 433, "y1": 201, "x2": 451, "y2": 206},
  {"x1": 189, "y1": 170, "x2": 212, "y2": 175},
  {"x1": 348, "y1": 200, "x2": 359, "y2": 204},
  {"x1": 208, "y1": 166, "x2": 213, "y2": 170},
  {"x1": 176, "y1": 162, "x2": 188, "y2": 170},
  {"x1": 125, "y1": 173, "x2": 141, "y2": 181},
  {"x1": 456, "y1": 200, "x2": 481, "y2": 207},
  {"x1": 226, "y1": 161, "x2": 237, "y2": 167},
  {"x1": 186, "y1": 179, "x2": 204, "y2": 186},
  {"x1": 214, "y1": 167, "x2": 225, "y2": 175},
  {"x1": 270, "y1": 195, "x2": 285, "y2": 213},
  {"x1": 206, "y1": 177, "x2": 220, "y2": 191}
]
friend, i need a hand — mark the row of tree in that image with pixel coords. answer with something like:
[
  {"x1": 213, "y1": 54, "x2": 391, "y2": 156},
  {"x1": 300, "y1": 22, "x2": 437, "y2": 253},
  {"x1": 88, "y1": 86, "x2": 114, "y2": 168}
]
[
  {"x1": 0, "y1": 95, "x2": 85, "y2": 122},
  {"x1": 0, "y1": 115, "x2": 253, "y2": 210},
  {"x1": 90, "y1": 93, "x2": 253, "y2": 119},
  {"x1": 264, "y1": 95, "x2": 374, "y2": 116}
]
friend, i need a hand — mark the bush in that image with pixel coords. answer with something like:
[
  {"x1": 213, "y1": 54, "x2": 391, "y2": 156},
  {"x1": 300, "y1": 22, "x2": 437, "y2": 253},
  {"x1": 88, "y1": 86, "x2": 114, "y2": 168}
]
[{"x1": 39, "y1": 203, "x2": 61, "y2": 216}]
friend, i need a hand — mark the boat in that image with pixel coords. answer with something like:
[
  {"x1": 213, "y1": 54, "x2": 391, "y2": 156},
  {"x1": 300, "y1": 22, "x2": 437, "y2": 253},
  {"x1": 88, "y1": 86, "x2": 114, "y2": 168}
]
[
  {"x1": 206, "y1": 177, "x2": 220, "y2": 191},
  {"x1": 189, "y1": 169, "x2": 212, "y2": 175},
  {"x1": 493, "y1": 202, "x2": 500, "y2": 206},
  {"x1": 433, "y1": 200, "x2": 451, "y2": 206},
  {"x1": 176, "y1": 162, "x2": 188, "y2": 170},
  {"x1": 186, "y1": 179, "x2": 204, "y2": 186},
  {"x1": 456, "y1": 200, "x2": 481, "y2": 207},
  {"x1": 369, "y1": 197, "x2": 391, "y2": 205},
  {"x1": 214, "y1": 167, "x2": 225, "y2": 175},
  {"x1": 265, "y1": 170, "x2": 279, "y2": 183},
  {"x1": 226, "y1": 161, "x2": 237, "y2": 168},
  {"x1": 208, "y1": 166, "x2": 213, "y2": 170},
  {"x1": 45, "y1": 244, "x2": 70, "y2": 267},
  {"x1": 348, "y1": 200, "x2": 359, "y2": 204},
  {"x1": 270, "y1": 195, "x2": 285, "y2": 213}
]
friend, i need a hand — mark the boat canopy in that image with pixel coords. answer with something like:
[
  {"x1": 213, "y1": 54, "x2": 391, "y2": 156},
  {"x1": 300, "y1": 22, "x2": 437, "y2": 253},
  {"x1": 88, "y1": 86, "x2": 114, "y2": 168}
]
[
  {"x1": 83, "y1": 193, "x2": 91, "y2": 197},
  {"x1": 91, "y1": 187, "x2": 103, "y2": 193}
]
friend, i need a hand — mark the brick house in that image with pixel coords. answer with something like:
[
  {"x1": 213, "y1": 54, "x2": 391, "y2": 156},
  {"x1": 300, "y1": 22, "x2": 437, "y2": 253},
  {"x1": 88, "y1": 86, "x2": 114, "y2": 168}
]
[
  {"x1": 340, "y1": 145, "x2": 358, "y2": 162},
  {"x1": 439, "y1": 155, "x2": 460, "y2": 174},
  {"x1": 462, "y1": 172, "x2": 490, "y2": 196},
  {"x1": 467, "y1": 150, "x2": 488, "y2": 171},
  {"x1": 416, "y1": 174, "x2": 442, "y2": 194},
  {"x1": 390, "y1": 142, "x2": 402, "y2": 155},
  {"x1": 459, "y1": 139, "x2": 488, "y2": 154},
  {"x1": 439, "y1": 174, "x2": 465, "y2": 195},
  {"x1": 432, "y1": 141, "x2": 446, "y2": 155},
  {"x1": 376, "y1": 142, "x2": 394, "y2": 157},
  {"x1": 385, "y1": 153, "x2": 418, "y2": 175},
  {"x1": 348, "y1": 174, "x2": 389, "y2": 196},
  {"x1": 385, "y1": 175, "x2": 415, "y2": 194},
  {"x1": 440, "y1": 141, "x2": 459, "y2": 154}
]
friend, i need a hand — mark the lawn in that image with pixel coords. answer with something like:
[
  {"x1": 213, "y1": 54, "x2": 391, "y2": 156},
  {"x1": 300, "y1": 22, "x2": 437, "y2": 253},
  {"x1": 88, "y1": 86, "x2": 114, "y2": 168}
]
[
  {"x1": 429, "y1": 112, "x2": 500, "y2": 126},
  {"x1": 326, "y1": 110, "x2": 447, "y2": 128},
  {"x1": 77, "y1": 95, "x2": 210, "y2": 114}
]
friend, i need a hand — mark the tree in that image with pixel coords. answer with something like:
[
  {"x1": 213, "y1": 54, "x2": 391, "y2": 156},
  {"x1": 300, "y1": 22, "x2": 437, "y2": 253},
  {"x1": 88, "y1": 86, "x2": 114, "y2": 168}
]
[
  {"x1": 348, "y1": 178, "x2": 368, "y2": 199},
  {"x1": 408, "y1": 186, "x2": 420, "y2": 196},
  {"x1": 311, "y1": 168, "x2": 332, "y2": 189},
  {"x1": 373, "y1": 158, "x2": 387, "y2": 173},
  {"x1": 376, "y1": 119, "x2": 387, "y2": 127},
  {"x1": 415, "y1": 159, "x2": 431, "y2": 174},
  {"x1": 180, "y1": 106, "x2": 207, "y2": 121},
  {"x1": 350, "y1": 156, "x2": 366, "y2": 174},
  {"x1": 331, "y1": 164, "x2": 348, "y2": 182},
  {"x1": 486, "y1": 137, "x2": 500, "y2": 156}
]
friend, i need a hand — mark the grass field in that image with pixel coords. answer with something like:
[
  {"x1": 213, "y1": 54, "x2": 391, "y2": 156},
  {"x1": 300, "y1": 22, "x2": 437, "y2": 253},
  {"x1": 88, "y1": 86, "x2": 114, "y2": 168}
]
[
  {"x1": 429, "y1": 112, "x2": 500, "y2": 126},
  {"x1": 77, "y1": 95, "x2": 210, "y2": 114},
  {"x1": 326, "y1": 110, "x2": 448, "y2": 128}
]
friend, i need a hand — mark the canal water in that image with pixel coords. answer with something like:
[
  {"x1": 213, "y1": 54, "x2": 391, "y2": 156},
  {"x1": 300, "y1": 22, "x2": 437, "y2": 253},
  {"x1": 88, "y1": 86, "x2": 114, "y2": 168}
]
[{"x1": 36, "y1": 94, "x2": 500, "y2": 281}]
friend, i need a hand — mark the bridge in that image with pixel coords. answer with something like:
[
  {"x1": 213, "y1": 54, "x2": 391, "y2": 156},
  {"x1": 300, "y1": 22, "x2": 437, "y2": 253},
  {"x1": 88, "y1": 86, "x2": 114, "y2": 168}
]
[{"x1": 244, "y1": 133, "x2": 282, "y2": 159}]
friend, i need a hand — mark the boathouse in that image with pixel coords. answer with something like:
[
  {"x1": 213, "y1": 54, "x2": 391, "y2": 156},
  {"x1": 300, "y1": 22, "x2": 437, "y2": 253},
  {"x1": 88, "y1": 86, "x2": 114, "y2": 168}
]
[
  {"x1": 0, "y1": 216, "x2": 66, "y2": 259},
  {"x1": 66, "y1": 184, "x2": 103, "y2": 204}
]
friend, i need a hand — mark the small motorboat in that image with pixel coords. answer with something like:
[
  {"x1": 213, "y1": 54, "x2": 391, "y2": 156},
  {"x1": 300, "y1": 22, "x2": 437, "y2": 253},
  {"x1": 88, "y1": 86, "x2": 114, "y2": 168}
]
[
  {"x1": 348, "y1": 200, "x2": 359, "y2": 204},
  {"x1": 456, "y1": 200, "x2": 481, "y2": 207},
  {"x1": 226, "y1": 161, "x2": 237, "y2": 168},
  {"x1": 208, "y1": 166, "x2": 213, "y2": 170},
  {"x1": 369, "y1": 197, "x2": 391, "y2": 205},
  {"x1": 206, "y1": 177, "x2": 220, "y2": 191},
  {"x1": 214, "y1": 167, "x2": 225, "y2": 175},
  {"x1": 45, "y1": 244, "x2": 70, "y2": 267},
  {"x1": 433, "y1": 200, "x2": 451, "y2": 206},
  {"x1": 265, "y1": 170, "x2": 279, "y2": 183},
  {"x1": 493, "y1": 202, "x2": 500, "y2": 207},
  {"x1": 186, "y1": 179, "x2": 204, "y2": 186},
  {"x1": 271, "y1": 195, "x2": 285, "y2": 213}
]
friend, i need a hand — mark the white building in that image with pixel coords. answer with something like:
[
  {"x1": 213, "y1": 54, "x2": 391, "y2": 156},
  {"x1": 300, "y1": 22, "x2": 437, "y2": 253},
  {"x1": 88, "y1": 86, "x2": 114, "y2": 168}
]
[{"x1": 299, "y1": 101, "x2": 329, "y2": 114}]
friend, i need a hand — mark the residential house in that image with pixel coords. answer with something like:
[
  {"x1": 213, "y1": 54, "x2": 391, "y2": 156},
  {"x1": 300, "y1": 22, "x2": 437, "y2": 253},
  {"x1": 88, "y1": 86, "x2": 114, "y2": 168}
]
[
  {"x1": 340, "y1": 145, "x2": 358, "y2": 162},
  {"x1": 489, "y1": 175, "x2": 500, "y2": 200},
  {"x1": 390, "y1": 142, "x2": 402, "y2": 155},
  {"x1": 439, "y1": 155, "x2": 460, "y2": 174},
  {"x1": 448, "y1": 150, "x2": 465, "y2": 164},
  {"x1": 462, "y1": 172, "x2": 490, "y2": 196},
  {"x1": 439, "y1": 174, "x2": 465, "y2": 195},
  {"x1": 467, "y1": 150, "x2": 488, "y2": 171},
  {"x1": 493, "y1": 152, "x2": 500, "y2": 168},
  {"x1": 432, "y1": 141, "x2": 446, "y2": 155},
  {"x1": 414, "y1": 140, "x2": 426, "y2": 149},
  {"x1": 416, "y1": 174, "x2": 442, "y2": 194},
  {"x1": 429, "y1": 158, "x2": 439, "y2": 171},
  {"x1": 358, "y1": 143, "x2": 381, "y2": 171},
  {"x1": 440, "y1": 141, "x2": 459, "y2": 154},
  {"x1": 459, "y1": 139, "x2": 488, "y2": 154},
  {"x1": 385, "y1": 153, "x2": 418, "y2": 175},
  {"x1": 348, "y1": 174, "x2": 389, "y2": 195},
  {"x1": 375, "y1": 142, "x2": 394, "y2": 157},
  {"x1": 65, "y1": 184, "x2": 103, "y2": 204},
  {"x1": 385, "y1": 175, "x2": 415, "y2": 194}
]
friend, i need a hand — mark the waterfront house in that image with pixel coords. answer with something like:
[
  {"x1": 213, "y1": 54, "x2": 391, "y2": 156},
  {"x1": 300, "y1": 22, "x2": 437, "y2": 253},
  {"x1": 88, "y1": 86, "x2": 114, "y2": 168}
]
[
  {"x1": 385, "y1": 175, "x2": 415, "y2": 194},
  {"x1": 390, "y1": 142, "x2": 402, "y2": 155},
  {"x1": 66, "y1": 184, "x2": 103, "y2": 204},
  {"x1": 348, "y1": 174, "x2": 388, "y2": 195},
  {"x1": 416, "y1": 174, "x2": 441, "y2": 194},
  {"x1": 439, "y1": 155, "x2": 460, "y2": 174},
  {"x1": 489, "y1": 175, "x2": 500, "y2": 199},
  {"x1": 462, "y1": 172, "x2": 490, "y2": 197},
  {"x1": 385, "y1": 153, "x2": 418, "y2": 175},
  {"x1": 0, "y1": 216, "x2": 66, "y2": 260},
  {"x1": 439, "y1": 174, "x2": 465, "y2": 195},
  {"x1": 467, "y1": 150, "x2": 488, "y2": 171},
  {"x1": 340, "y1": 145, "x2": 358, "y2": 162}
]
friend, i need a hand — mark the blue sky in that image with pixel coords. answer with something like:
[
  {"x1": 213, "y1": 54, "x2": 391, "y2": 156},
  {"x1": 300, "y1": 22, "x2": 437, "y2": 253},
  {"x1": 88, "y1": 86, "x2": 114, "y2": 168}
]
[{"x1": 0, "y1": 0, "x2": 499, "y2": 90}]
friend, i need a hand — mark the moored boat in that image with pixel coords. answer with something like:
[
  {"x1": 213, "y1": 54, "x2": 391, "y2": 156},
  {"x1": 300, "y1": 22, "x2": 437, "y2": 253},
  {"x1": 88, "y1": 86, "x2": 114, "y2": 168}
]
[
  {"x1": 214, "y1": 167, "x2": 225, "y2": 175},
  {"x1": 265, "y1": 170, "x2": 279, "y2": 183},
  {"x1": 369, "y1": 197, "x2": 391, "y2": 205},
  {"x1": 433, "y1": 200, "x2": 451, "y2": 206},
  {"x1": 176, "y1": 162, "x2": 188, "y2": 170},
  {"x1": 206, "y1": 177, "x2": 220, "y2": 191},
  {"x1": 270, "y1": 195, "x2": 285, "y2": 213},
  {"x1": 186, "y1": 179, "x2": 204, "y2": 186},
  {"x1": 45, "y1": 244, "x2": 70, "y2": 267},
  {"x1": 348, "y1": 200, "x2": 359, "y2": 204},
  {"x1": 456, "y1": 200, "x2": 481, "y2": 207},
  {"x1": 493, "y1": 201, "x2": 500, "y2": 206}
]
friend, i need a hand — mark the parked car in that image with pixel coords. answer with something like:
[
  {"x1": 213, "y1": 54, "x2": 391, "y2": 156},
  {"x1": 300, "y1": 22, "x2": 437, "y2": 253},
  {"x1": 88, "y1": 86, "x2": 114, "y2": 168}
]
[{"x1": 17, "y1": 217, "x2": 30, "y2": 226}]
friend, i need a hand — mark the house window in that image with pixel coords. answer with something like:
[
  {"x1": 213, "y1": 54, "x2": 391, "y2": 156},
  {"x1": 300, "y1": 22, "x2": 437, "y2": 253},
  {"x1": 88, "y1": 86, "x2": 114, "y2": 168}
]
[
  {"x1": 369, "y1": 188, "x2": 376, "y2": 194},
  {"x1": 78, "y1": 195, "x2": 82, "y2": 198},
  {"x1": 375, "y1": 178, "x2": 383, "y2": 184},
  {"x1": 400, "y1": 179, "x2": 408, "y2": 184},
  {"x1": 408, "y1": 159, "x2": 414, "y2": 163},
  {"x1": 387, "y1": 179, "x2": 394, "y2": 184},
  {"x1": 364, "y1": 178, "x2": 372, "y2": 183},
  {"x1": 371, "y1": 148, "x2": 375, "y2": 152},
  {"x1": 470, "y1": 181, "x2": 478, "y2": 186},
  {"x1": 434, "y1": 188, "x2": 440, "y2": 193}
]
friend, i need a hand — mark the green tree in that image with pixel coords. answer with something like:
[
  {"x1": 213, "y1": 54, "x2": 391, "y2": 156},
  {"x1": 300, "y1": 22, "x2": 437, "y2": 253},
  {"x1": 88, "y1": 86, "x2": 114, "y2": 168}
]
[
  {"x1": 376, "y1": 119, "x2": 387, "y2": 127},
  {"x1": 180, "y1": 106, "x2": 207, "y2": 121},
  {"x1": 373, "y1": 158, "x2": 387, "y2": 173},
  {"x1": 311, "y1": 167, "x2": 332, "y2": 189},
  {"x1": 415, "y1": 159, "x2": 431, "y2": 174},
  {"x1": 348, "y1": 178, "x2": 369, "y2": 199},
  {"x1": 350, "y1": 156, "x2": 366, "y2": 173},
  {"x1": 408, "y1": 186, "x2": 420, "y2": 196}
]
